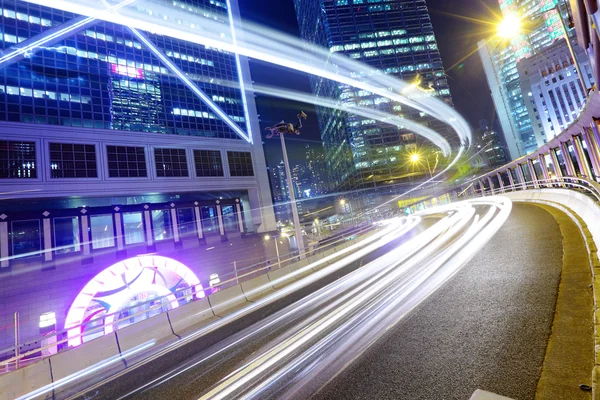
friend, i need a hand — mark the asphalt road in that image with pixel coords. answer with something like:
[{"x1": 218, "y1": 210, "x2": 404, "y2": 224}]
[
  {"x1": 70, "y1": 202, "x2": 564, "y2": 400},
  {"x1": 315, "y1": 203, "x2": 563, "y2": 400}
]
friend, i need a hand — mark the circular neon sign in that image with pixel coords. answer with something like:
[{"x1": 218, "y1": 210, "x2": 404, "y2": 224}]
[{"x1": 65, "y1": 255, "x2": 202, "y2": 346}]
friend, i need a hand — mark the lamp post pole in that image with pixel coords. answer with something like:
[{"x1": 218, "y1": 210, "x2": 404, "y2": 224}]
[{"x1": 280, "y1": 132, "x2": 305, "y2": 259}]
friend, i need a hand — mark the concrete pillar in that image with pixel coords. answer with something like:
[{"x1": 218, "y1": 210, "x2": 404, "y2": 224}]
[
  {"x1": 526, "y1": 159, "x2": 539, "y2": 188},
  {"x1": 0, "y1": 216, "x2": 8, "y2": 268},
  {"x1": 582, "y1": 127, "x2": 600, "y2": 179},
  {"x1": 215, "y1": 201, "x2": 228, "y2": 242},
  {"x1": 193, "y1": 202, "x2": 206, "y2": 245},
  {"x1": 80, "y1": 208, "x2": 92, "y2": 264},
  {"x1": 42, "y1": 212, "x2": 53, "y2": 269},
  {"x1": 516, "y1": 164, "x2": 527, "y2": 189},
  {"x1": 169, "y1": 202, "x2": 182, "y2": 249},
  {"x1": 507, "y1": 168, "x2": 515, "y2": 189},
  {"x1": 113, "y1": 205, "x2": 126, "y2": 258},
  {"x1": 559, "y1": 141, "x2": 576, "y2": 176},
  {"x1": 496, "y1": 173, "x2": 505, "y2": 193},
  {"x1": 487, "y1": 176, "x2": 495, "y2": 195},
  {"x1": 572, "y1": 135, "x2": 594, "y2": 179},
  {"x1": 143, "y1": 204, "x2": 156, "y2": 252},
  {"x1": 235, "y1": 199, "x2": 245, "y2": 236}
]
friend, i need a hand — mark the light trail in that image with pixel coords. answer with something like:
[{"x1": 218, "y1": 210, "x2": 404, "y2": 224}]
[{"x1": 191, "y1": 197, "x2": 510, "y2": 400}]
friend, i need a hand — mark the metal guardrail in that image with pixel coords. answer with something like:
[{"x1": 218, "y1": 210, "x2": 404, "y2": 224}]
[
  {"x1": 465, "y1": 176, "x2": 600, "y2": 203},
  {"x1": 0, "y1": 222, "x2": 377, "y2": 372}
]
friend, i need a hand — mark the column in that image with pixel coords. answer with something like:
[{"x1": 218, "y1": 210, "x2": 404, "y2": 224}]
[
  {"x1": 572, "y1": 135, "x2": 594, "y2": 179},
  {"x1": 41, "y1": 211, "x2": 54, "y2": 270},
  {"x1": 559, "y1": 141, "x2": 576, "y2": 176},
  {"x1": 496, "y1": 173, "x2": 505, "y2": 193},
  {"x1": 0, "y1": 213, "x2": 8, "y2": 268},
  {"x1": 582, "y1": 127, "x2": 600, "y2": 179},
  {"x1": 487, "y1": 176, "x2": 495, "y2": 195},
  {"x1": 550, "y1": 148, "x2": 563, "y2": 177},
  {"x1": 215, "y1": 200, "x2": 228, "y2": 242},
  {"x1": 193, "y1": 201, "x2": 206, "y2": 245},
  {"x1": 527, "y1": 159, "x2": 539, "y2": 188},
  {"x1": 143, "y1": 204, "x2": 156, "y2": 252},
  {"x1": 80, "y1": 208, "x2": 93, "y2": 264},
  {"x1": 517, "y1": 164, "x2": 527, "y2": 189},
  {"x1": 507, "y1": 168, "x2": 515, "y2": 189},
  {"x1": 113, "y1": 206, "x2": 126, "y2": 258},
  {"x1": 538, "y1": 154, "x2": 551, "y2": 187},
  {"x1": 235, "y1": 199, "x2": 246, "y2": 237},
  {"x1": 169, "y1": 202, "x2": 182, "y2": 249}
]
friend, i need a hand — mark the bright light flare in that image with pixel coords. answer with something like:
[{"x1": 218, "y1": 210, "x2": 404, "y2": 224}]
[
  {"x1": 410, "y1": 153, "x2": 421, "y2": 163},
  {"x1": 497, "y1": 13, "x2": 522, "y2": 39}
]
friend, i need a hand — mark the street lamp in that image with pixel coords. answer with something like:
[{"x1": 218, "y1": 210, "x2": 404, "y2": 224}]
[
  {"x1": 265, "y1": 111, "x2": 307, "y2": 259},
  {"x1": 409, "y1": 151, "x2": 437, "y2": 178},
  {"x1": 497, "y1": 13, "x2": 522, "y2": 39},
  {"x1": 264, "y1": 234, "x2": 281, "y2": 269}
]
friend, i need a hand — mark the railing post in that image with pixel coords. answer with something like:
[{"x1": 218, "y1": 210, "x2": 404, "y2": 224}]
[
  {"x1": 14, "y1": 312, "x2": 19, "y2": 370},
  {"x1": 487, "y1": 176, "x2": 495, "y2": 195},
  {"x1": 517, "y1": 164, "x2": 527, "y2": 189},
  {"x1": 496, "y1": 173, "x2": 505, "y2": 193},
  {"x1": 478, "y1": 180, "x2": 485, "y2": 196},
  {"x1": 507, "y1": 168, "x2": 515, "y2": 190}
]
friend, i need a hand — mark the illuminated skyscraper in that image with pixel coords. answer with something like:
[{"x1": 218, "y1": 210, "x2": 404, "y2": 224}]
[
  {"x1": 478, "y1": 0, "x2": 589, "y2": 159},
  {"x1": 294, "y1": 0, "x2": 455, "y2": 194}
]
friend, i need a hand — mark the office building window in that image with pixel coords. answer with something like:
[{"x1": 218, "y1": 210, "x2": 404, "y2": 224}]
[
  {"x1": 193, "y1": 150, "x2": 224, "y2": 177},
  {"x1": 107, "y1": 146, "x2": 147, "y2": 178},
  {"x1": 11, "y1": 219, "x2": 41, "y2": 257},
  {"x1": 0, "y1": 141, "x2": 37, "y2": 178},
  {"x1": 154, "y1": 148, "x2": 188, "y2": 177},
  {"x1": 227, "y1": 151, "x2": 254, "y2": 176},
  {"x1": 123, "y1": 212, "x2": 145, "y2": 244},
  {"x1": 49, "y1": 143, "x2": 97, "y2": 178},
  {"x1": 54, "y1": 217, "x2": 80, "y2": 254},
  {"x1": 90, "y1": 214, "x2": 114, "y2": 249},
  {"x1": 152, "y1": 210, "x2": 173, "y2": 241}
]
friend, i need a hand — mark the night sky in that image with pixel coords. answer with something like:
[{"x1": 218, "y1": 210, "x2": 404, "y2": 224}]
[{"x1": 238, "y1": 0, "x2": 504, "y2": 164}]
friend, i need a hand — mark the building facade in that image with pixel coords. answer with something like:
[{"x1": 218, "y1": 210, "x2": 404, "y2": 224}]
[
  {"x1": 478, "y1": 0, "x2": 591, "y2": 160},
  {"x1": 517, "y1": 38, "x2": 594, "y2": 145},
  {"x1": 294, "y1": 0, "x2": 455, "y2": 195},
  {"x1": 0, "y1": 0, "x2": 277, "y2": 350}
]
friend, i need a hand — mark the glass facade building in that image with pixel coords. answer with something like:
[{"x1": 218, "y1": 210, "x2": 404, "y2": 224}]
[
  {"x1": 478, "y1": 0, "x2": 585, "y2": 159},
  {"x1": 0, "y1": 0, "x2": 247, "y2": 138},
  {"x1": 294, "y1": 0, "x2": 455, "y2": 193}
]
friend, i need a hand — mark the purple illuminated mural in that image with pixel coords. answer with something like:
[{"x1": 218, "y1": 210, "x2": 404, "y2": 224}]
[{"x1": 65, "y1": 255, "x2": 202, "y2": 346}]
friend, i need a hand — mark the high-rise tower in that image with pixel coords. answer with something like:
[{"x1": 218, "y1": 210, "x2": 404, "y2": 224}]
[
  {"x1": 478, "y1": 0, "x2": 590, "y2": 159},
  {"x1": 294, "y1": 0, "x2": 455, "y2": 195}
]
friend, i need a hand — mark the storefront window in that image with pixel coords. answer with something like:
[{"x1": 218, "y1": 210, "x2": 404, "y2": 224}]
[
  {"x1": 54, "y1": 216, "x2": 80, "y2": 254},
  {"x1": 123, "y1": 212, "x2": 144, "y2": 244},
  {"x1": 90, "y1": 214, "x2": 114, "y2": 249},
  {"x1": 11, "y1": 219, "x2": 41, "y2": 257}
]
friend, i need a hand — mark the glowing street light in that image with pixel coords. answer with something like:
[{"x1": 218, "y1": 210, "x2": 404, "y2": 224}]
[
  {"x1": 409, "y1": 153, "x2": 421, "y2": 163},
  {"x1": 496, "y1": 13, "x2": 522, "y2": 39},
  {"x1": 339, "y1": 199, "x2": 346, "y2": 206}
]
